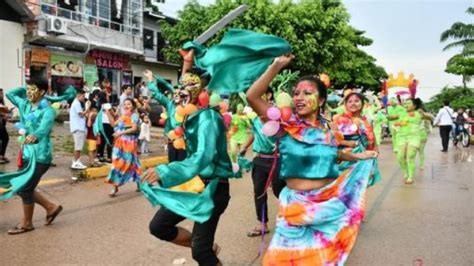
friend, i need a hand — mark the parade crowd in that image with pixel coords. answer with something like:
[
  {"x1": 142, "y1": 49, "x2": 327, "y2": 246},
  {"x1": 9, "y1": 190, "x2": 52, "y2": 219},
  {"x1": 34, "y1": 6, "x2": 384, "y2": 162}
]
[{"x1": 1, "y1": 29, "x2": 473, "y2": 266}]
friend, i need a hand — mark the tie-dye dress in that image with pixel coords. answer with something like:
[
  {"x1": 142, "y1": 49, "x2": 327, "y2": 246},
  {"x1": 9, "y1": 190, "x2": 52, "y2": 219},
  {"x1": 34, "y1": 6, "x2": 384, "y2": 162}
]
[
  {"x1": 263, "y1": 116, "x2": 379, "y2": 266},
  {"x1": 105, "y1": 113, "x2": 142, "y2": 186}
]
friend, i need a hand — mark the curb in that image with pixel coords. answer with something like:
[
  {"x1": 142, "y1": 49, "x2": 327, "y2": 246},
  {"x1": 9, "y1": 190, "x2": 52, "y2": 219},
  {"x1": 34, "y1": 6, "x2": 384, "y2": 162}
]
[{"x1": 79, "y1": 156, "x2": 169, "y2": 180}]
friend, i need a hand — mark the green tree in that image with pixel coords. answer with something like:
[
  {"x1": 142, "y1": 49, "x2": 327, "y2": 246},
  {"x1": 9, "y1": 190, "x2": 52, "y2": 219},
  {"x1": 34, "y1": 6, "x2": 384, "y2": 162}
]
[
  {"x1": 440, "y1": 7, "x2": 474, "y2": 88},
  {"x1": 160, "y1": 0, "x2": 386, "y2": 91},
  {"x1": 425, "y1": 86, "x2": 474, "y2": 112}
]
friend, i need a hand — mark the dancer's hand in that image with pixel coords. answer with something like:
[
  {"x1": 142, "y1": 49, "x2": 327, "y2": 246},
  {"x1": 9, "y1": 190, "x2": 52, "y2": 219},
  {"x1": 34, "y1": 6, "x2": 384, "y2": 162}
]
[
  {"x1": 272, "y1": 54, "x2": 294, "y2": 70},
  {"x1": 360, "y1": 150, "x2": 378, "y2": 159},
  {"x1": 113, "y1": 132, "x2": 123, "y2": 138},
  {"x1": 143, "y1": 70, "x2": 153, "y2": 82},
  {"x1": 141, "y1": 168, "x2": 160, "y2": 184},
  {"x1": 24, "y1": 135, "x2": 38, "y2": 144}
]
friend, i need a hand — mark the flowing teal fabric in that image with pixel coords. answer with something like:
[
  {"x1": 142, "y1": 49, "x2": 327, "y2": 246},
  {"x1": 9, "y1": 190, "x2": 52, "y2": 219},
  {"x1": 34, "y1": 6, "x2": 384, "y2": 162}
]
[
  {"x1": 148, "y1": 80, "x2": 179, "y2": 135},
  {"x1": 44, "y1": 86, "x2": 77, "y2": 102},
  {"x1": 141, "y1": 108, "x2": 234, "y2": 222},
  {"x1": 140, "y1": 179, "x2": 219, "y2": 223},
  {"x1": 93, "y1": 109, "x2": 111, "y2": 145},
  {"x1": 0, "y1": 146, "x2": 36, "y2": 201},
  {"x1": 183, "y1": 29, "x2": 292, "y2": 94},
  {"x1": 153, "y1": 74, "x2": 175, "y2": 93},
  {"x1": 338, "y1": 135, "x2": 381, "y2": 186},
  {"x1": 251, "y1": 117, "x2": 275, "y2": 154}
]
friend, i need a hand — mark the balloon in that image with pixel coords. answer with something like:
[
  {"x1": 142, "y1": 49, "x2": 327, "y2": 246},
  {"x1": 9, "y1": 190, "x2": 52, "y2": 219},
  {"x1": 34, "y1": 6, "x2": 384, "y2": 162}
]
[
  {"x1": 209, "y1": 94, "x2": 221, "y2": 107},
  {"x1": 232, "y1": 163, "x2": 240, "y2": 173},
  {"x1": 219, "y1": 102, "x2": 228, "y2": 114},
  {"x1": 174, "y1": 127, "x2": 184, "y2": 137},
  {"x1": 159, "y1": 118, "x2": 166, "y2": 126},
  {"x1": 247, "y1": 111, "x2": 258, "y2": 120},
  {"x1": 222, "y1": 113, "x2": 232, "y2": 127},
  {"x1": 39, "y1": 99, "x2": 49, "y2": 109},
  {"x1": 173, "y1": 138, "x2": 185, "y2": 150},
  {"x1": 17, "y1": 135, "x2": 25, "y2": 143},
  {"x1": 319, "y1": 73, "x2": 331, "y2": 88},
  {"x1": 262, "y1": 121, "x2": 280, "y2": 136},
  {"x1": 168, "y1": 131, "x2": 178, "y2": 140},
  {"x1": 175, "y1": 114, "x2": 184, "y2": 123},
  {"x1": 18, "y1": 128, "x2": 26, "y2": 135},
  {"x1": 27, "y1": 112, "x2": 36, "y2": 121},
  {"x1": 51, "y1": 102, "x2": 61, "y2": 110},
  {"x1": 276, "y1": 92, "x2": 292, "y2": 108},
  {"x1": 280, "y1": 107, "x2": 292, "y2": 122},
  {"x1": 14, "y1": 122, "x2": 24, "y2": 129},
  {"x1": 160, "y1": 112, "x2": 168, "y2": 119},
  {"x1": 267, "y1": 107, "x2": 281, "y2": 121},
  {"x1": 176, "y1": 105, "x2": 186, "y2": 117},
  {"x1": 198, "y1": 91, "x2": 210, "y2": 107},
  {"x1": 184, "y1": 104, "x2": 198, "y2": 116}
]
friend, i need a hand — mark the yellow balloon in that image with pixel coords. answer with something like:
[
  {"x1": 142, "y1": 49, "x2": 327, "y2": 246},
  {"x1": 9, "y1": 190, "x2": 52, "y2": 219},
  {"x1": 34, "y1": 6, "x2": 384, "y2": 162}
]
[{"x1": 175, "y1": 114, "x2": 184, "y2": 123}]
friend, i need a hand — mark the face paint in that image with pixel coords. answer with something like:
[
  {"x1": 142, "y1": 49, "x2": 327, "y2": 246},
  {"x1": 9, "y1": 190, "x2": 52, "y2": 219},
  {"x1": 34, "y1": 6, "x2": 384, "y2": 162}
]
[
  {"x1": 305, "y1": 94, "x2": 319, "y2": 111},
  {"x1": 180, "y1": 73, "x2": 202, "y2": 104},
  {"x1": 26, "y1": 85, "x2": 43, "y2": 103}
]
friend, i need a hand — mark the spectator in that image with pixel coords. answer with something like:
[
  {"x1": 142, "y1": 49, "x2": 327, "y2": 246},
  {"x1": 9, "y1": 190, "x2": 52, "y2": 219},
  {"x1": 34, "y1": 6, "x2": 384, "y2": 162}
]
[
  {"x1": 119, "y1": 85, "x2": 133, "y2": 115},
  {"x1": 86, "y1": 103, "x2": 100, "y2": 167},
  {"x1": 96, "y1": 91, "x2": 113, "y2": 163},
  {"x1": 433, "y1": 100, "x2": 454, "y2": 152},
  {"x1": 134, "y1": 95, "x2": 151, "y2": 115},
  {"x1": 139, "y1": 81, "x2": 149, "y2": 98},
  {"x1": 69, "y1": 89, "x2": 88, "y2": 169},
  {"x1": 0, "y1": 88, "x2": 10, "y2": 164},
  {"x1": 92, "y1": 81, "x2": 101, "y2": 93},
  {"x1": 83, "y1": 81, "x2": 91, "y2": 99},
  {"x1": 139, "y1": 114, "x2": 151, "y2": 155}
]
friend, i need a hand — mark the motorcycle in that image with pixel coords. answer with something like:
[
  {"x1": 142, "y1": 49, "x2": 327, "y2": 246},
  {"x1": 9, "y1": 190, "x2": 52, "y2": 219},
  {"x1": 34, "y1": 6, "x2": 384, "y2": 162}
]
[{"x1": 453, "y1": 122, "x2": 471, "y2": 147}]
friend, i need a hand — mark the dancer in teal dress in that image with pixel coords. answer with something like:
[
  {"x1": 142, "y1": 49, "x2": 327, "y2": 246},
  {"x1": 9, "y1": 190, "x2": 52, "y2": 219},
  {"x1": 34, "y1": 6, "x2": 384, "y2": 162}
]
[
  {"x1": 247, "y1": 55, "x2": 379, "y2": 265},
  {"x1": 0, "y1": 82, "x2": 75, "y2": 234}
]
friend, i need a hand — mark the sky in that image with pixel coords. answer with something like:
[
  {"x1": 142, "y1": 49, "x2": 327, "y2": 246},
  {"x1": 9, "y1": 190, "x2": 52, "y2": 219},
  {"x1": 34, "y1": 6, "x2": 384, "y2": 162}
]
[{"x1": 158, "y1": 0, "x2": 472, "y2": 101}]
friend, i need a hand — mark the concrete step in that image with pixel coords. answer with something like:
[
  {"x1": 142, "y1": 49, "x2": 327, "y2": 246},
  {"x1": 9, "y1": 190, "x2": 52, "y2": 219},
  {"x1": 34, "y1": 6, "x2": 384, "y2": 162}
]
[{"x1": 79, "y1": 156, "x2": 169, "y2": 180}]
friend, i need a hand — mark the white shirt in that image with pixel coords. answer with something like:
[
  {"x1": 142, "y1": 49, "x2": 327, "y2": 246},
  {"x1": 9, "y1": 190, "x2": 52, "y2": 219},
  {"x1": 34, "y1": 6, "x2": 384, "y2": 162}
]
[
  {"x1": 139, "y1": 122, "x2": 151, "y2": 142},
  {"x1": 69, "y1": 99, "x2": 86, "y2": 132},
  {"x1": 434, "y1": 106, "x2": 454, "y2": 126},
  {"x1": 119, "y1": 93, "x2": 129, "y2": 115},
  {"x1": 140, "y1": 85, "x2": 149, "y2": 97}
]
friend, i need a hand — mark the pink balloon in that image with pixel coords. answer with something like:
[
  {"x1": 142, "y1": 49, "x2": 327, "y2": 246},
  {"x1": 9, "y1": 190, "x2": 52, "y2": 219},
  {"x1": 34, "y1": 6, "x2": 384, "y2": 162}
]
[
  {"x1": 266, "y1": 107, "x2": 281, "y2": 121},
  {"x1": 262, "y1": 121, "x2": 280, "y2": 136},
  {"x1": 223, "y1": 113, "x2": 232, "y2": 127},
  {"x1": 232, "y1": 163, "x2": 240, "y2": 173}
]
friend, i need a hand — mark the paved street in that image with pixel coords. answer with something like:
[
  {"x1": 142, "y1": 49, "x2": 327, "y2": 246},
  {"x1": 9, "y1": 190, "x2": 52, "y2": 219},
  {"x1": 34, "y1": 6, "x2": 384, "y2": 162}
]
[{"x1": 0, "y1": 132, "x2": 472, "y2": 265}]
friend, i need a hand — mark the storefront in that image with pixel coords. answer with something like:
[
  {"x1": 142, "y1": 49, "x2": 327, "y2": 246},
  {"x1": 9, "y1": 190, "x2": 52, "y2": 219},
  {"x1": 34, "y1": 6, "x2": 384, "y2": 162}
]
[
  {"x1": 24, "y1": 47, "x2": 85, "y2": 96},
  {"x1": 87, "y1": 49, "x2": 131, "y2": 104}
]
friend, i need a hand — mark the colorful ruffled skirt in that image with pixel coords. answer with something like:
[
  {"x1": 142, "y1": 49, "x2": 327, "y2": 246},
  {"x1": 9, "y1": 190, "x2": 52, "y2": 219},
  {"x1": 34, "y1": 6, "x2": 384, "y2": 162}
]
[
  {"x1": 263, "y1": 159, "x2": 377, "y2": 266},
  {"x1": 106, "y1": 134, "x2": 142, "y2": 186}
]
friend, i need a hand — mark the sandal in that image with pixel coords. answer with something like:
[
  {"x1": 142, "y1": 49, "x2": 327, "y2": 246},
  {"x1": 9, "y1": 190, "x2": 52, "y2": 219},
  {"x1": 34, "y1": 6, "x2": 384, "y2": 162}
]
[
  {"x1": 8, "y1": 225, "x2": 35, "y2": 235},
  {"x1": 45, "y1": 205, "x2": 63, "y2": 226},
  {"x1": 109, "y1": 187, "x2": 119, "y2": 197},
  {"x1": 247, "y1": 227, "x2": 270, "y2": 237}
]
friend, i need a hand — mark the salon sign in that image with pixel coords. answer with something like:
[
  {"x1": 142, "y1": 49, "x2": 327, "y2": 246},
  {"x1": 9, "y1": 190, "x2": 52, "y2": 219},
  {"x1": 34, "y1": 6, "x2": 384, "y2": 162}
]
[{"x1": 89, "y1": 50, "x2": 129, "y2": 70}]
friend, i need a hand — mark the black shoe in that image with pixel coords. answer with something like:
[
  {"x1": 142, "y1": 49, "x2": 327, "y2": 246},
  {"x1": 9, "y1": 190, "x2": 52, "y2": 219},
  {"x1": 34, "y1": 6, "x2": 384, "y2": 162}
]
[
  {"x1": 98, "y1": 157, "x2": 106, "y2": 163},
  {"x1": 441, "y1": 149, "x2": 448, "y2": 152}
]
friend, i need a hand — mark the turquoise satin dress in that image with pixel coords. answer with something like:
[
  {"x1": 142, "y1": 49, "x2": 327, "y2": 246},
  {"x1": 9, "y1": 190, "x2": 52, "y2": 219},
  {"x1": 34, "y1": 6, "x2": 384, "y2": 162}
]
[
  {"x1": 140, "y1": 108, "x2": 235, "y2": 223},
  {"x1": 147, "y1": 80, "x2": 180, "y2": 136}
]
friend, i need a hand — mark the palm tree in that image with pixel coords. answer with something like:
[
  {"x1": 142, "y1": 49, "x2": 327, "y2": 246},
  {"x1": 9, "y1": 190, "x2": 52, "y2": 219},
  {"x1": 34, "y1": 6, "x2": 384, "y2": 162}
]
[{"x1": 440, "y1": 7, "x2": 474, "y2": 88}]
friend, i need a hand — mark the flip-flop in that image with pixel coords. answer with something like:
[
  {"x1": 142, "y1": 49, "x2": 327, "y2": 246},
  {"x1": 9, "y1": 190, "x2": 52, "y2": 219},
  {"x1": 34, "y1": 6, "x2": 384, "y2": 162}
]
[
  {"x1": 247, "y1": 228, "x2": 270, "y2": 237},
  {"x1": 8, "y1": 225, "x2": 35, "y2": 235},
  {"x1": 45, "y1": 205, "x2": 63, "y2": 226}
]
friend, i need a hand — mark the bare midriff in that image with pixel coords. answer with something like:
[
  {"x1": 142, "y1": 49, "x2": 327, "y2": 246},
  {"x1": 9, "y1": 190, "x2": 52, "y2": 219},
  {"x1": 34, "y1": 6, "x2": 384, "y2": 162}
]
[{"x1": 285, "y1": 177, "x2": 335, "y2": 191}]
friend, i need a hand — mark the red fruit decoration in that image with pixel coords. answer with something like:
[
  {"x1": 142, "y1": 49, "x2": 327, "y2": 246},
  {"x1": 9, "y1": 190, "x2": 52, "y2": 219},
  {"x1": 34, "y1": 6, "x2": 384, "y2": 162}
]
[
  {"x1": 280, "y1": 107, "x2": 292, "y2": 122},
  {"x1": 198, "y1": 91, "x2": 210, "y2": 108},
  {"x1": 159, "y1": 118, "x2": 166, "y2": 126},
  {"x1": 174, "y1": 127, "x2": 184, "y2": 137}
]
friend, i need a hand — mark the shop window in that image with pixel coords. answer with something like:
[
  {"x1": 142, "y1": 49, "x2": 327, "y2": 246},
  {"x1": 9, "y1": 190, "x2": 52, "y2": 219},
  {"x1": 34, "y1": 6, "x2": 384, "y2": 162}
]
[
  {"x1": 157, "y1": 31, "x2": 166, "y2": 62},
  {"x1": 144, "y1": 28, "x2": 154, "y2": 50}
]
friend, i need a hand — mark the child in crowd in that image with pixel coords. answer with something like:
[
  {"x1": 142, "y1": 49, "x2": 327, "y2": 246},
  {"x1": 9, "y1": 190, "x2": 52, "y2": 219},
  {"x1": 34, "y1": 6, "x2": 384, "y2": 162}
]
[
  {"x1": 139, "y1": 114, "x2": 151, "y2": 156},
  {"x1": 87, "y1": 105, "x2": 100, "y2": 167}
]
